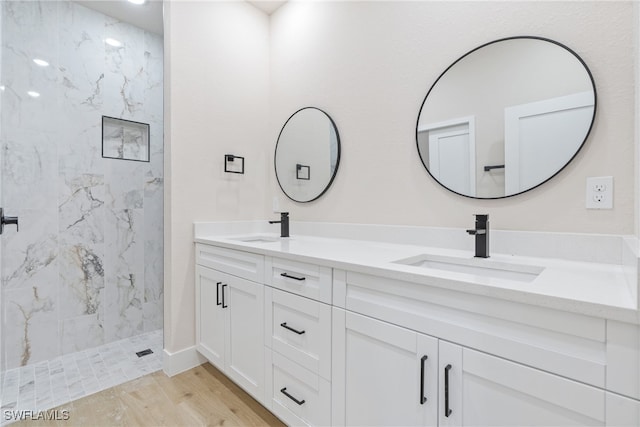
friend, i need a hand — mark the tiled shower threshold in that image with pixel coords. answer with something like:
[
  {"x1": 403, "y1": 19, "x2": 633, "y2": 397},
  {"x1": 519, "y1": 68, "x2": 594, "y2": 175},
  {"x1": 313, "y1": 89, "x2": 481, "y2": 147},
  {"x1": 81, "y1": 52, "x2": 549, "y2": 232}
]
[{"x1": 0, "y1": 330, "x2": 162, "y2": 425}]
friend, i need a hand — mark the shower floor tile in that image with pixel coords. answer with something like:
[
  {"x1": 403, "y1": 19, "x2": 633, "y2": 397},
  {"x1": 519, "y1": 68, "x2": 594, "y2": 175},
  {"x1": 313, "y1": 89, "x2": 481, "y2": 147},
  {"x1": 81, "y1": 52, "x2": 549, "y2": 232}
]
[{"x1": 0, "y1": 330, "x2": 162, "y2": 426}]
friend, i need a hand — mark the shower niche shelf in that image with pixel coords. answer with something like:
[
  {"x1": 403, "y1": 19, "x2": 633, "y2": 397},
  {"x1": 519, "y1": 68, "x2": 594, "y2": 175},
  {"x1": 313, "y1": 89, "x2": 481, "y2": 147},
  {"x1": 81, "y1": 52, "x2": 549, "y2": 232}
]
[{"x1": 102, "y1": 116, "x2": 150, "y2": 162}]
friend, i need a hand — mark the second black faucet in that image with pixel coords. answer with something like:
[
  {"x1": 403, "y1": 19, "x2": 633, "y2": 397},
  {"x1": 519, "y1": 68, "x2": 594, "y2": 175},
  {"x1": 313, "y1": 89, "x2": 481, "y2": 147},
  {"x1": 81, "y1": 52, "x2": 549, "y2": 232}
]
[
  {"x1": 269, "y1": 212, "x2": 290, "y2": 238},
  {"x1": 466, "y1": 214, "x2": 489, "y2": 258}
]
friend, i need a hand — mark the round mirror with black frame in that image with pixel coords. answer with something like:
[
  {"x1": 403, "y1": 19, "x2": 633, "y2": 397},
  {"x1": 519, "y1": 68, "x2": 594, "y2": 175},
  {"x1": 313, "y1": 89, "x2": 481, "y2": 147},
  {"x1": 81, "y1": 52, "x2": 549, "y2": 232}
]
[
  {"x1": 275, "y1": 107, "x2": 341, "y2": 203},
  {"x1": 416, "y1": 36, "x2": 597, "y2": 199}
]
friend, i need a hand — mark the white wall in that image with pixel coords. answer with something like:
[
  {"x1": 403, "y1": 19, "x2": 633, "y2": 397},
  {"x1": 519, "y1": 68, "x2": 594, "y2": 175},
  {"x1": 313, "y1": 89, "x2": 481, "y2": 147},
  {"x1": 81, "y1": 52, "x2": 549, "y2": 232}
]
[
  {"x1": 269, "y1": 1, "x2": 635, "y2": 235},
  {"x1": 164, "y1": 0, "x2": 270, "y2": 354},
  {"x1": 164, "y1": 0, "x2": 637, "y2": 361}
]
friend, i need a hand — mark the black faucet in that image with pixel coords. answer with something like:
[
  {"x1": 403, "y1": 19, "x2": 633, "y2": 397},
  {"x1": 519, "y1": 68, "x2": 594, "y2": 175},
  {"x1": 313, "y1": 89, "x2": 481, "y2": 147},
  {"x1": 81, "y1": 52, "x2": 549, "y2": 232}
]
[
  {"x1": 466, "y1": 214, "x2": 489, "y2": 258},
  {"x1": 269, "y1": 212, "x2": 289, "y2": 238}
]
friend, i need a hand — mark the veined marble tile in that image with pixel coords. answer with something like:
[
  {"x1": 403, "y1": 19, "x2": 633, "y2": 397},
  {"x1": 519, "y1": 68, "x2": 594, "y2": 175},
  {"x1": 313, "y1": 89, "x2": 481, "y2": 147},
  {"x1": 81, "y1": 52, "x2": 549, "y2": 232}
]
[
  {"x1": 2, "y1": 129, "x2": 58, "y2": 211},
  {"x1": 58, "y1": 116, "x2": 105, "y2": 177},
  {"x1": 147, "y1": 121, "x2": 164, "y2": 179},
  {"x1": 105, "y1": 158, "x2": 144, "y2": 210},
  {"x1": 60, "y1": 314, "x2": 104, "y2": 355},
  {"x1": 2, "y1": 1, "x2": 59, "y2": 59},
  {"x1": 105, "y1": 208, "x2": 143, "y2": 274},
  {"x1": 2, "y1": 209, "x2": 58, "y2": 291},
  {"x1": 1, "y1": 0, "x2": 163, "y2": 372},
  {"x1": 58, "y1": 243, "x2": 104, "y2": 318},
  {"x1": 142, "y1": 299, "x2": 162, "y2": 333},
  {"x1": 143, "y1": 32, "x2": 164, "y2": 125},
  {"x1": 58, "y1": 2, "x2": 106, "y2": 114},
  {"x1": 103, "y1": 18, "x2": 145, "y2": 118},
  {"x1": 59, "y1": 173, "x2": 105, "y2": 248},
  {"x1": 104, "y1": 273, "x2": 143, "y2": 342},
  {"x1": 144, "y1": 176, "x2": 162, "y2": 303},
  {"x1": 1, "y1": 368, "x2": 20, "y2": 410},
  {"x1": 17, "y1": 365, "x2": 35, "y2": 409},
  {"x1": 2, "y1": 284, "x2": 58, "y2": 368}
]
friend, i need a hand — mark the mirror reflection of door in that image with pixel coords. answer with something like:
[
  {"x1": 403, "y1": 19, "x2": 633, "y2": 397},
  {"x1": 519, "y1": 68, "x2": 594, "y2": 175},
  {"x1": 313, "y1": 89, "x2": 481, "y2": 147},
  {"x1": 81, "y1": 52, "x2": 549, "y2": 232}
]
[
  {"x1": 504, "y1": 91, "x2": 595, "y2": 194},
  {"x1": 418, "y1": 117, "x2": 476, "y2": 196},
  {"x1": 416, "y1": 37, "x2": 596, "y2": 199}
]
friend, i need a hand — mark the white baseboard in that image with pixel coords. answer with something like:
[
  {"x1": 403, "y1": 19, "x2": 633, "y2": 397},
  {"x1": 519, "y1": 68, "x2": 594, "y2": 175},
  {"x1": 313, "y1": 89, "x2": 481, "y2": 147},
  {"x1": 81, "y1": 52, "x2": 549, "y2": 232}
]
[{"x1": 162, "y1": 346, "x2": 207, "y2": 377}]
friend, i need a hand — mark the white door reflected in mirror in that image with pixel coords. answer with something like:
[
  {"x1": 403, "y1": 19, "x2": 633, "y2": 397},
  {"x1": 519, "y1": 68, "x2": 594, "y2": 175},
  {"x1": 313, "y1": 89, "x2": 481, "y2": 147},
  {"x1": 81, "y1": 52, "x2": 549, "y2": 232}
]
[{"x1": 416, "y1": 36, "x2": 596, "y2": 199}]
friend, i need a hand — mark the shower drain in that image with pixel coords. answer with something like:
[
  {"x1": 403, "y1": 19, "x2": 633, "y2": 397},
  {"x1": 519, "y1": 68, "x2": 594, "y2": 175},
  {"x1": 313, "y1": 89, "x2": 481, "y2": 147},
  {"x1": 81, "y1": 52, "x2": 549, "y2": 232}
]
[{"x1": 136, "y1": 348, "x2": 153, "y2": 357}]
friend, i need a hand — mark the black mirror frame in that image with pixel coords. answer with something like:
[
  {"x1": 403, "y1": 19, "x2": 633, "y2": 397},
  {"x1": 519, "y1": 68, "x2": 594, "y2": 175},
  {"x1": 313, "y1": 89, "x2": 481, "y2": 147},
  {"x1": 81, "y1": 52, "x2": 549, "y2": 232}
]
[
  {"x1": 415, "y1": 36, "x2": 597, "y2": 200},
  {"x1": 274, "y1": 107, "x2": 342, "y2": 203}
]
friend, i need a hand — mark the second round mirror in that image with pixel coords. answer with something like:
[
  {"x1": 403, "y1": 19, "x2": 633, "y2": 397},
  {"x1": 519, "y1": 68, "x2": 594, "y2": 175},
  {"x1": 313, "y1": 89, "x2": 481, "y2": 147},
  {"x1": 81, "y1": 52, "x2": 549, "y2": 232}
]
[{"x1": 416, "y1": 36, "x2": 596, "y2": 199}]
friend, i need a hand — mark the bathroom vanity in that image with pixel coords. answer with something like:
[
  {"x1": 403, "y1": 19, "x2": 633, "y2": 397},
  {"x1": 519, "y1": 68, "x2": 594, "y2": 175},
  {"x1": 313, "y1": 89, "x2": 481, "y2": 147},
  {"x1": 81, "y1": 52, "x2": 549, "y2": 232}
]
[{"x1": 194, "y1": 222, "x2": 640, "y2": 426}]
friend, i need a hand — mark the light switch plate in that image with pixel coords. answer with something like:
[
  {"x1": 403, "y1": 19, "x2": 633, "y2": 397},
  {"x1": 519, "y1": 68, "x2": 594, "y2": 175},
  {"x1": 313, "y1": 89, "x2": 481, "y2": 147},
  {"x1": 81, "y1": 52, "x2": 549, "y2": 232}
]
[{"x1": 586, "y1": 176, "x2": 613, "y2": 209}]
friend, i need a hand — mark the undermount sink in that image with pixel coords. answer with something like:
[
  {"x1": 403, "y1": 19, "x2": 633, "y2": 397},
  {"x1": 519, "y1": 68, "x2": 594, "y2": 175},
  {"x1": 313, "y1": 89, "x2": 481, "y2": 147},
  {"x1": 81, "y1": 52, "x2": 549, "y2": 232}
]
[
  {"x1": 230, "y1": 235, "x2": 281, "y2": 243},
  {"x1": 393, "y1": 254, "x2": 544, "y2": 283}
]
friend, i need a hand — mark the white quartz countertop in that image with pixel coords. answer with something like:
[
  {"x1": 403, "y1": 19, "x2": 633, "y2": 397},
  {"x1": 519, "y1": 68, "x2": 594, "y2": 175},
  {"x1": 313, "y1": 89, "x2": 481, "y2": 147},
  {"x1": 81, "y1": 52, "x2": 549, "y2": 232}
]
[{"x1": 195, "y1": 232, "x2": 639, "y2": 323}]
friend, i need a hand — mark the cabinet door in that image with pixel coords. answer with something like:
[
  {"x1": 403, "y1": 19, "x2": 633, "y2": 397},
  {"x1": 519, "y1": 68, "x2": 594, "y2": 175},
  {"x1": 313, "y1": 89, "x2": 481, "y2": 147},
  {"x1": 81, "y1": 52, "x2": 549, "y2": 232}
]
[
  {"x1": 335, "y1": 311, "x2": 438, "y2": 426},
  {"x1": 439, "y1": 341, "x2": 606, "y2": 426},
  {"x1": 195, "y1": 265, "x2": 225, "y2": 370},
  {"x1": 606, "y1": 392, "x2": 640, "y2": 427},
  {"x1": 224, "y1": 273, "x2": 265, "y2": 402}
]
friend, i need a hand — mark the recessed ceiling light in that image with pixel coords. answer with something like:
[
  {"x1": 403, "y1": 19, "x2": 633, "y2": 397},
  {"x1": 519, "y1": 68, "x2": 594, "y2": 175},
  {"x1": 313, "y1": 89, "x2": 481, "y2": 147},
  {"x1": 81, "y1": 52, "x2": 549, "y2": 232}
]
[
  {"x1": 0, "y1": 85, "x2": 5, "y2": 91},
  {"x1": 128, "y1": 0, "x2": 146, "y2": 4},
  {"x1": 27, "y1": 91, "x2": 40, "y2": 98},
  {"x1": 105, "y1": 38, "x2": 123, "y2": 47},
  {"x1": 33, "y1": 58, "x2": 49, "y2": 67}
]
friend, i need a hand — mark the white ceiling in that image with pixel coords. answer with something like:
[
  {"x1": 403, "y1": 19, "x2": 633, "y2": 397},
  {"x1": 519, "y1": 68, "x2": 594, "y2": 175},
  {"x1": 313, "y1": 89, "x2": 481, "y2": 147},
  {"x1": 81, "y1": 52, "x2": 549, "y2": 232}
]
[
  {"x1": 75, "y1": 0, "x2": 164, "y2": 34},
  {"x1": 248, "y1": 1, "x2": 287, "y2": 15},
  {"x1": 75, "y1": 0, "x2": 287, "y2": 35}
]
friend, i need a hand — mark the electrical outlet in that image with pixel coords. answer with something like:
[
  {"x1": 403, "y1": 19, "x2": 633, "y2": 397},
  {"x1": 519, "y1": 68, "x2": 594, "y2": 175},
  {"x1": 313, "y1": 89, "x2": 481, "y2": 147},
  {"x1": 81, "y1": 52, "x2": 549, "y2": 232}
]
[{"x1": 586, "y1": 176, "x2": 613, "y2": 209}]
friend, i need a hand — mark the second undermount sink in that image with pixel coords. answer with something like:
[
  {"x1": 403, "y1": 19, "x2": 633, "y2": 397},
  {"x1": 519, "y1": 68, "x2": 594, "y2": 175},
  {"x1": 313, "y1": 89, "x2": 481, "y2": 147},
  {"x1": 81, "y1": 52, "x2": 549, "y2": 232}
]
[
  {"x1": 393, "y1": 254, "x2": 544, "y2": 283},
  {"x1": 230, "y1": 235, "x2": 281, "y2": 243}
]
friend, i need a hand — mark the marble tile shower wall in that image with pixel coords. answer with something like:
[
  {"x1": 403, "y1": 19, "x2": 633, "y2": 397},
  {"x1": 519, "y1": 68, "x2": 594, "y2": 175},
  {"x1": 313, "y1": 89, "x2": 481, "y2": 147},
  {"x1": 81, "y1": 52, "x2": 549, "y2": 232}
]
[{"x1": 0, "y1": 1, "x2": 163, "y2": 370}]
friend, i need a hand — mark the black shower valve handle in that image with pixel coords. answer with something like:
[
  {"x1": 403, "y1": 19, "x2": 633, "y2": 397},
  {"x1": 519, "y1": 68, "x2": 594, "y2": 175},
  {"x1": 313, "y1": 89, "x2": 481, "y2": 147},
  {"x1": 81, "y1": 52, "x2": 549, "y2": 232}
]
[{"x1": 0, "y1": 208, "x2": 19, "y2": 234}]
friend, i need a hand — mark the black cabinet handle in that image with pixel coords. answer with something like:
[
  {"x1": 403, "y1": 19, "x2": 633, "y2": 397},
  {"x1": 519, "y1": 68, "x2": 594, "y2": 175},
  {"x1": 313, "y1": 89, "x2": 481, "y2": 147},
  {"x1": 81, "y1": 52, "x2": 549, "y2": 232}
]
[
  {"x1": 280, "y1": 272, "x2": 305, "y2": 281},
  {"x1": 420, "y1": 355, "x2": 428, "y2": 404},
  {"x1": 280, "y1": 322, "x2": 305, "y2": 335},
  {"x1": 444, "y1": 364, "x2": 452, "y2": 417},
  {"x1": 221, "y1": 284, "x2": 228, "y2": 308},
  {"x1": 216, "y1": 282, "x2": 222, "y2": 306},
  {"x1": 280, "y1": 387, "x2": 305, "y2": 405}
]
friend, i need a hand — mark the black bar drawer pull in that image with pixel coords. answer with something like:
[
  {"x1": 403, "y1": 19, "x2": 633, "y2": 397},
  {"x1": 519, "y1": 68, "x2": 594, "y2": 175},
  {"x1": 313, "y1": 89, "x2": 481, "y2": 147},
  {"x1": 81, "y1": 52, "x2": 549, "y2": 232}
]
[
  {"x1": 216, "y1": 282, "x2": 222, "y2": 306},
  {"x1": 444, "y1": 364, "x2": 452, "y2": 417},
  {"x1": 280, "y1": 387, "x2": 305, "y2": 405},
  {"x1": 280, "y1": 322, "x2": 306, "y2": 335},
  {"x1": 280, "y1": 272, "x2": 306, "y2": 281},
  {"x1": 420, "y1": 355, "x2": 428, "y2": 404},
  {"x1": 221, "y1": 284, "x2": 228, "y2": 308}
]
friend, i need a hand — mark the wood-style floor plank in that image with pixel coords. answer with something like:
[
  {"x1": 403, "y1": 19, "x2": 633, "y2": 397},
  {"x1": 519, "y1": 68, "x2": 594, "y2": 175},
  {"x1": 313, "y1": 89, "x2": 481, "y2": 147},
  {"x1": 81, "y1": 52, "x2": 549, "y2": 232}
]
[{"x1": 13, "y1": 363, "x2": 285, "y2": 427}]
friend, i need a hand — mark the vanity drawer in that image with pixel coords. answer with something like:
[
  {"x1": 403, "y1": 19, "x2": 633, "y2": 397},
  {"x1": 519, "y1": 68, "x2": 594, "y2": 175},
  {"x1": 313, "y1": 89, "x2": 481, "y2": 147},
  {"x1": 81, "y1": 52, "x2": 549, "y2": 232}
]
[
  {"x1": 269, "y1": 352, "x2": 331, "y2": 427},
  {"x1": 266, "y1": 288, "x2": 332, "y2": 380},
  {"x1": 266, "y1": 257, "x2": 332, "y2": 304},
  {"x1": 195, "y1": 243, "x2": 264, "y2": 282}
]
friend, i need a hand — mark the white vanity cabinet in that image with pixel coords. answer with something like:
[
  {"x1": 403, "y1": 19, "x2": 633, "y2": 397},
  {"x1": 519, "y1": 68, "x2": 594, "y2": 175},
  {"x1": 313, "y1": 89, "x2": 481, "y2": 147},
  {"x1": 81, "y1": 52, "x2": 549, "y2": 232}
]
[
  {"x1": 264, "y1": 258, "x2": 333, "y2": 426},
  {"x1": 195, "y1": 244, "x2": 266, "y2": 403},
  {"x1": 331, "y1": 309, "x2": 438, "y2": 426},
  {"x1": 332, "y1": 309, "x2": 605, "y2": 427},
  {"x1": 194, "y1": 239, "x2": 640, "y2": 427},
  {"x1": 439, "y1": 342, "x2": 604, "y2": 427}
]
